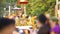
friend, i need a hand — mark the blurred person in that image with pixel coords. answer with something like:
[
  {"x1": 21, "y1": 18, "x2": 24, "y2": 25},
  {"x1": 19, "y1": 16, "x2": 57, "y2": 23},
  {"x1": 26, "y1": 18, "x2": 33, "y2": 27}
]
[
  {"x1": 0, "y1": 17, "x2": 15, "y2": 34},
  {"x1": 49, "y1": 17, "x2": 60, "y2": 34},
  {"x1": 37, "y1": 14, "x2": 50, "y2": 34}
]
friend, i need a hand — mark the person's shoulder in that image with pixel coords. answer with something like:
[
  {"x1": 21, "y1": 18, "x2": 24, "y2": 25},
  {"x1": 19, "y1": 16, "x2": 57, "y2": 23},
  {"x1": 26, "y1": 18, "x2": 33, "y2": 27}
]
[
  {"x1": 54, "y1": 25, "x2": 60, "y2": 29},
  {"x1": 38, "y1": 27, "x2": 50, "y2": 34},
  {"x1": 51, "y1": 25, "x2": 60, "y2": 32},
  {"x1": 40, "y1": 25, "x2": 50, "y2": 32}
]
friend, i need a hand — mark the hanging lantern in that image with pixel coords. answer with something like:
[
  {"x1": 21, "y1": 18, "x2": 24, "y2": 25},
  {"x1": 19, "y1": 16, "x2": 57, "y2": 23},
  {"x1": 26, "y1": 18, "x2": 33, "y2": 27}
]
[{"x1": 19, "y1": 0, "x2": 28, "y2": 4}]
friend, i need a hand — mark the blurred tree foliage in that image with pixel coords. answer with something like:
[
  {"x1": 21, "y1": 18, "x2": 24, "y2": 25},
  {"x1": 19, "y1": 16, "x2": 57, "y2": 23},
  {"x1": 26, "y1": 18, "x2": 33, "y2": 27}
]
[
  {"x1": 0, "y1": 0, "x2": 56, "y2": 16},
  {"x1": 0, "y1": 0, "x2": 17, "y2": 11},
  {"x1": 0, "y1": 0, "x2": 16, "y2": 16},
  {"x1": 26, "y1": 0, "x2": 56, "y2": 16}
]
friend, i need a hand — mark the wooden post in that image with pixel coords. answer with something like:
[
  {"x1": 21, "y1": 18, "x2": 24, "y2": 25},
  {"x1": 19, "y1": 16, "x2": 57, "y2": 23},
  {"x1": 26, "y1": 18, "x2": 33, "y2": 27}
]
[
  {"x1": 55, "y1": 0, "x2": 58, "y2": 17},
  {"x1": 9, "y1": 5, "x2": 11, "y2": 16}
]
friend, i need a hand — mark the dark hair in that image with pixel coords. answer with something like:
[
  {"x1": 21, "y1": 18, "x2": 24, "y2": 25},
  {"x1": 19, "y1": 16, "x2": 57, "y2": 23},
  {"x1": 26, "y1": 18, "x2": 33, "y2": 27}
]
[
  {"x1": 0, "y1": 17, "x2": 15, "y2": 30},
  {"x1": 37, "y1": 14, "x2": 50, "y2": 34},
  {"x1": 38, "y1": 14, "x2": 47, "y2": 24}
]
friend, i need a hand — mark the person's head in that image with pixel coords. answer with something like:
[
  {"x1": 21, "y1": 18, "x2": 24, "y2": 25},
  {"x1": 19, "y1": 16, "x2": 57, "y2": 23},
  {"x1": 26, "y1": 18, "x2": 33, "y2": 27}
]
[
  {"x1": 38, "y1": 14, "x2": 47, "y2": 25},
  {"x1": 37, "y1": 14, "x2": 47, "y2": 28},
  {"x1": 49, "y1": 17, "x2": 58, "y2": 25},
  {"x1": 0, "y1": 17, "x2": 15, "y2": 34}
]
